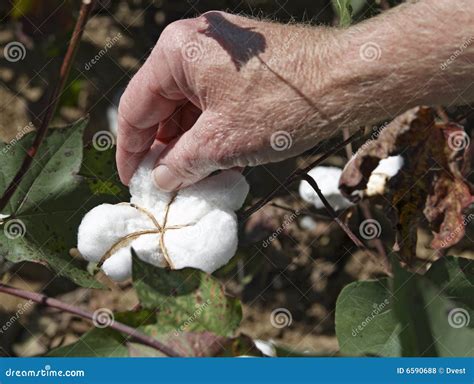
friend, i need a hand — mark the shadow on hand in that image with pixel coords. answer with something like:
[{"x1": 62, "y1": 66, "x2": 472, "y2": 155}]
[{"x1": 200, "y1": 12, "x2": 266, "y2": 71}]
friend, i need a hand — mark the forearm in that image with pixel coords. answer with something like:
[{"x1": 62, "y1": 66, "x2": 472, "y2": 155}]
[{"x1": 295, "y1": 0, "x2": 474, "y2": 140}]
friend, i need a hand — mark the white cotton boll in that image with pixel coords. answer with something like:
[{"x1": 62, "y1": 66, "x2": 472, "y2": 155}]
[
  {"x1": 102, "y1": 247, "x2": 132, "y2": 282},
  {"x1": 366, "y1": 155, "x2": 404, "y2": 197},
  {"x1": 181, "y1": 170, "x2": 250, "y2": 211},
  {"x1": 254, "y1": 340, "x2": 277, "y2": 357},
  {"x1": 299, "y1": 215, "x2": 318, "y2": 231},
  {"x1": 130, "y1": 233, "x2": 167, "y2": 269},
  {"x1": 77, "y1": 145, "x2": 250, "y2": 281},
  {"x1": 165, "y1": 210, "x2": 238, "y2": 273},
  {"x1": 372, "y1": 156, "x2": 404, "y2": 178},
  {"x1": 77, "y1": 204, "x2": 148, "y2": 263},
  {"x1": 299, "y1": 166, "x2": 353, "y2": 210}
]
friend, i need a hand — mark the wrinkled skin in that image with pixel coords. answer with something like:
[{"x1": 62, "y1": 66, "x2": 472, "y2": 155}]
[{"x1": 117, "y1": 3, "x2": 474, "y2": 191}]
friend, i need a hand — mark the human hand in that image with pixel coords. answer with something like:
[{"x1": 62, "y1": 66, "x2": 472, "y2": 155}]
[{"x1": 116, "y1": 11, "x2": 341, "y2": 191}]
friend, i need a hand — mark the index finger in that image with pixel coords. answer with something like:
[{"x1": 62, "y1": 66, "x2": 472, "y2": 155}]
[{"x1": 116, "y1": 52, "x2": 184, "y2": 184}]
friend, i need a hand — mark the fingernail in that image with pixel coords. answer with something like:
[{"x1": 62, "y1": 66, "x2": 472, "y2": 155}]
[{"x1": 153, "y1": 165, "x2": 183, "y2": 191}]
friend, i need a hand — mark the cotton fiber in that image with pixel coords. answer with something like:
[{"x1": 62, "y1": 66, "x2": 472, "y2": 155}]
[
  {"x1": 299, "y1": 166, "x2": 353, "y2": 210},
  {"x1": 77, "y1": 146, "x2": 249, "y2": 281}
]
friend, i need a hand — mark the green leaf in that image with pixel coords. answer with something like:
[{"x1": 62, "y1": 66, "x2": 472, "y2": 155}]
[
  {"x1": 79, "y1": 146, "x2": 129, "y2": 202},
  {"x1": 47, "y1": 310, "x2": 257, "y2": 357},
  {"x1": 332, "y1": 0, "x2": 353, "y2": 27},
  {"x1": 335, "y1": 278, "x2": 402, "y2": 356},
  {"x1": 332, "y1": 0, "x2": 367, "y2": 27},
  {"x1": 0, "y1": 118, "x2": 126, "y2": 288},
  {"x1": 132, "y1": 253, "x2": 242, "y2": 337},
  {"x1": 425, "y1": 256, "x2": 474, "y2": 309},
  {"x1": 335, "y1": 256, "x2": 474, "y2": 357}
]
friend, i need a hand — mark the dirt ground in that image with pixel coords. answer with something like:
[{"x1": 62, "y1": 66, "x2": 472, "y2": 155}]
[{"x1": 1, "y1": 0, "x2": 473, "y2": 357}]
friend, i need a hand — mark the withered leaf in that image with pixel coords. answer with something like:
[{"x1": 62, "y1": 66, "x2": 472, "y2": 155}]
[{"x1": 339, "y1": 106, "x2": 473, "y2": 263}]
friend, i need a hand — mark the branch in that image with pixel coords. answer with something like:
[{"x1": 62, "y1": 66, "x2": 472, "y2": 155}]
[
  {"x1": 0, "y1": 0, "x2": 95, "y2": 212},
  {"x1": 300, "y1": 174, "x2": 391, "y2": 275},
  {"x1": 0, "y1": 283, "x2": 182, "y2": 357}
]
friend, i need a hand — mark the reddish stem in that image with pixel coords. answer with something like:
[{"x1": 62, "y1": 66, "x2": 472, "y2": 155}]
[{"x1": 0, "y1": 0, "x2": 95, "y2": 212}]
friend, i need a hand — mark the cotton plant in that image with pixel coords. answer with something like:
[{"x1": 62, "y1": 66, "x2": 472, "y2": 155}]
[
  {"x1": 298, "y1": 166, "x2": 353, "y2": 211},
  {"x1": 77, "y1": 146, "x2": 249, "y2": 281},
  {"x1": 365, "y1": 155, "x2": 404, "y2": 197},
  {"x1": 299, "y1": 156, "x2": 404, "y2": 211}
]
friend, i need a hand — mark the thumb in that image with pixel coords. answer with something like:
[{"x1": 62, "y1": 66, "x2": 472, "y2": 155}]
[{"x1": 152, "y1": 113, "x2": 222, "y2": 191}]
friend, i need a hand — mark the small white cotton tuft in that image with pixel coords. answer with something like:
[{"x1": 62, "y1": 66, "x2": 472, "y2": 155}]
[
  {"x1": 102, "y1": 247, "x2": 132, "y2": 282},
  {"x1": 77, "y1": 149, "x2": 249, "y2": 281},
  {"x1": 366, "y1": 155, "x2": 404, "y2": 197},
  {"x1": 372, "y1": 155, "x2": 404, "y2": 178},
  {"x1": 299, "y1": 166, "x2": 353, "y2": 210}
]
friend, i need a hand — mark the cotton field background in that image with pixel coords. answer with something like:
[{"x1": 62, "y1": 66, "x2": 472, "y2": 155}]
[{"x1": 0, "y1": 0, "x2": 473, "y2": 358}]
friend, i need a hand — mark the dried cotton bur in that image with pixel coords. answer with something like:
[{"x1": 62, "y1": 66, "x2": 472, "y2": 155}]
[{"x1": 77, "y1": 146, "x2": 250, "y2": 281}]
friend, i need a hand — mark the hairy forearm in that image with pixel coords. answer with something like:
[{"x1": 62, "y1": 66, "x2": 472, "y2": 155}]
[{"x1": 297, "y1": 0, "x2": 474, "y2": 139}]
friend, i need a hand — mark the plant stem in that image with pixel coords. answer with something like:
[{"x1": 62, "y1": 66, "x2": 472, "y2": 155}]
[
  {"x1": 0, "y1": 283, "x2": 182, "y2": 357},
  {"x1": 0, "y1": 0, "x2": 95, "y2": 212},
  {"x1": 300, "y1": 174, "x2": 391, "y2": 275}
]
